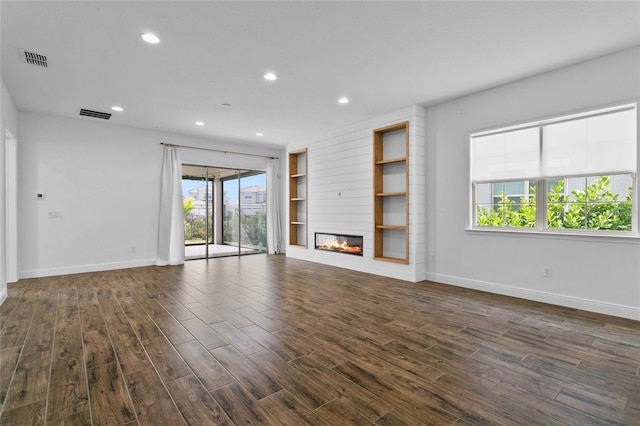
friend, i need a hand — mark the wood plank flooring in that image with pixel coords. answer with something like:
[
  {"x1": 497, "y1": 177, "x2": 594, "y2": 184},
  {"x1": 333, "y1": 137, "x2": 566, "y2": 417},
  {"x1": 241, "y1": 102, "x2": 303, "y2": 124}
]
[{"x1": 1, "y1": 254, "x2": 638, "y2": 425}]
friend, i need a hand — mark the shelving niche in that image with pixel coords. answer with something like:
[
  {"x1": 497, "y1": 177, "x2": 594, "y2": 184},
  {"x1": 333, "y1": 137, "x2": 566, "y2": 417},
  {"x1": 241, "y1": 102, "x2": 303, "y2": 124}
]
[
  {"x1": 373, "y1": 121, "x2": 409, "y2": 264},
  {"x1": 288, "y1": 148, "x2": 308, "y2": 247}
]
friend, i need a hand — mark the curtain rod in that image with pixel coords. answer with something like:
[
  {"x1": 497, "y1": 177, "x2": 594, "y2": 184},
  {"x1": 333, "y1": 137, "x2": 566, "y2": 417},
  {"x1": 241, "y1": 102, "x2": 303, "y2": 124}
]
[{"x1": 161, "y1": 142, "x2": 279, "y2": 160}]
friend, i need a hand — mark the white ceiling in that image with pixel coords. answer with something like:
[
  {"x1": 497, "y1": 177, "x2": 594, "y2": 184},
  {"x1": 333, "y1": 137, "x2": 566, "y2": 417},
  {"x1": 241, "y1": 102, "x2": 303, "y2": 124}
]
[{"x1": 2, "y1": 1, "x2": 639, "y2": 147}]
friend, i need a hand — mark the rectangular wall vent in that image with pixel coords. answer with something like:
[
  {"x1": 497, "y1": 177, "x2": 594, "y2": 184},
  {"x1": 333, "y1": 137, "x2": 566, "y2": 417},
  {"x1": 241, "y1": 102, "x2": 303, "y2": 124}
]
[
  {"x1": 21, "y1": 49, "x2": 48, "y2": 67},
  {"x1": 79, "y1": 109, "x2": 112, "y2": 120}
]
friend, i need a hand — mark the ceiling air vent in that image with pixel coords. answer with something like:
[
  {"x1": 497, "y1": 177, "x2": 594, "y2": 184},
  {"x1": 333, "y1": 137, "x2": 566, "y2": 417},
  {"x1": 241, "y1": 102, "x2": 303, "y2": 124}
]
[
  {"x1": 20, "y1": 49, "x2": 48, "y2": 67},
  {"x1": 79, "y1": 109, "x2": 112, "y2": 120}
]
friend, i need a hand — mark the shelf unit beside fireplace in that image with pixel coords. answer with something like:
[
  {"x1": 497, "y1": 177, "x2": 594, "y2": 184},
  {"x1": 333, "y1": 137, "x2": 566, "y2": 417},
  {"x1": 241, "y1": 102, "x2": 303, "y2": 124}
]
[
  {"x1": 373, "y1": 121, "x2": 409, "y2": 264},
  {"x1": 289, "y1": 148, "x2": 308, "y2": 247}
]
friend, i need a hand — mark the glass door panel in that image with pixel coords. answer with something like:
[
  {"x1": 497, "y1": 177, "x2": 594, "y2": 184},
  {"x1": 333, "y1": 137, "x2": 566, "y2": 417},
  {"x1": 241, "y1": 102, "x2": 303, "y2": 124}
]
[
  {"x1": 239, "y1": 171, "x2": 267, "y2": 254},
  {"x1": 222, "y1": 171, "x2": 240, "y2": 254},
  {"x1": 182, "y1": 165, "x2": 213, "y2": 260}
]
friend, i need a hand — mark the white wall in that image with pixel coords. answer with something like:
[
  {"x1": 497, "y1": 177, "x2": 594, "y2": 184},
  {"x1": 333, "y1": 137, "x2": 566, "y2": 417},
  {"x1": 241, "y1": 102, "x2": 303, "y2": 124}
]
[
  {"x1": 1, "y1": 78, "x2": 19, "y2": 305},
  {"x1": 425, "y1": 47, "x2": 640, "y2": 320},
  {"x1": 17, "y1": 112, "x2": 284, "y2": 278},
  {"x1": 286, "y1": 105, "x2": 426, "y2": 282}
]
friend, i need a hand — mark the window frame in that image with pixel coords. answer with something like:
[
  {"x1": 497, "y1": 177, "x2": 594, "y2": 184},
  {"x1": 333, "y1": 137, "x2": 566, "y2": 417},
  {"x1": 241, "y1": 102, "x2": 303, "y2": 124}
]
[{"x1": 470, "y1": 103, "x2": 638, "y2": 237}]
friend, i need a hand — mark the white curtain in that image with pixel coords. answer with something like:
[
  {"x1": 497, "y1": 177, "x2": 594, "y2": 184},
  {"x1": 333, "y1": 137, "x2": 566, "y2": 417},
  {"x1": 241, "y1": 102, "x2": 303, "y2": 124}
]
[
  {"x1": 156, "y1": 145, "x2": 185, "y2": 266},
  {"x1": 266, "y1": 158, "x2": 282, "y2": 254}
]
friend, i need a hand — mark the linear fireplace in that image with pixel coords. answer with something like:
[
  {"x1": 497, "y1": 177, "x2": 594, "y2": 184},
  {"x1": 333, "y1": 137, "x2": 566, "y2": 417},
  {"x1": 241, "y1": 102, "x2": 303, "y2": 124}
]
[{"x1": 315, "y1": 232, "x2": 363, "y2": 256}]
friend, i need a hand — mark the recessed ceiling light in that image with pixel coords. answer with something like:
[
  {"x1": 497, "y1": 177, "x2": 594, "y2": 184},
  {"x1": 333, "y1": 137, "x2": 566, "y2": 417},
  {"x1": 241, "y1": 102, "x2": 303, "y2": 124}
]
[
  {"x1": 264, "y1": 72, "x2": 277, "y2": 81},
  {"x1": 338, "y1": 97, "x2": 350, "y2": 104},
  {"x1": 141, "y1": 33, "x2": 160, "y2": 44},
  {"x1": 111, "y1": 106, "x2": 123, "y2": 112},
  {"x1": 195, "y1": 121, "x2": 205, "y2": 126},
  {"x1": 256, "y1": 132, "x2": 264, "y2": 137},
  {"x1": 221, "y1": 103, "x2": 232, "y2": 109}
]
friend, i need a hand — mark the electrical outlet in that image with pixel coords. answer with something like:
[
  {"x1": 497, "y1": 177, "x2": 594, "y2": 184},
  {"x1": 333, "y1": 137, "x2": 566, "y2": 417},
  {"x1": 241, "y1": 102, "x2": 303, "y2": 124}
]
[
  {"x1": 430, "y1": 255, "x2": 436, "y2": 262},
  {"x1": 131, "y1": 246, "x2": 137, "y2": 253},
  {"x1": 544, "y1": 267, "x2": 552, "y2": 278}
]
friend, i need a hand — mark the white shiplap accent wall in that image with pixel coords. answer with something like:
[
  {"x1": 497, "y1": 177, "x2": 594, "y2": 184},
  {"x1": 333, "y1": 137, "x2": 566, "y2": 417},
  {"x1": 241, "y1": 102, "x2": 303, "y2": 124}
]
[
  {"x1": 286, "y1": 105, "x2": 426, "y2": 282},
  {"x1": 410, "y1": 106, "x2": 426, "y2": 281}
]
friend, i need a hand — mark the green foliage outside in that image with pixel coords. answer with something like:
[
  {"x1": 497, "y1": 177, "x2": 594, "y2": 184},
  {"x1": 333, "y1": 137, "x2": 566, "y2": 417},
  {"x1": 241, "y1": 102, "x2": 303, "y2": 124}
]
[
  {"x1": 185, "y1": 217, "x2": 208, "y2": 242},
  {"x1": 223, "y1": 214, "x2": 236, "y2": 244},
  {"x1": 183, "y1": 197, "x2": 194, "y2": 217},
  {"x1": 184, "y1": 193, "x2": 266, "y2": 249},
  {"x1": 477, "y1": 176, "x2": 633, "y2": 231},
  {"x1": 245, "y1": 210, "x2": 267, "y2": 248},
  {"x1": 183, "y1": 197, "x2": 208, "y2": 243},
  {"x1": 223, "y1": 209, "x2": 267, "y2": 250}
]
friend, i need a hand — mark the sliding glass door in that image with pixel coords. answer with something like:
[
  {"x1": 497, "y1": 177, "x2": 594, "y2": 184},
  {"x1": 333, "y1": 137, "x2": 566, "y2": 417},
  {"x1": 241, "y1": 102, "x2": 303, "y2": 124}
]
[
  {"x1": 222, "y1": 170, "x2": 267, "y2": 255},
  {"x1": 183, "y1": 165, "x2": 266, "y2": 259}
]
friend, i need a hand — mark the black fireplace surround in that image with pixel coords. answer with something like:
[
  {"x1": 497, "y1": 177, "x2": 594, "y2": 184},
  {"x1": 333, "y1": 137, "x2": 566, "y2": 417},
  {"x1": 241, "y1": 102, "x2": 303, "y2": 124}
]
[{"x1": 315, "y1": 232, "x2": 363, "y2": 256}]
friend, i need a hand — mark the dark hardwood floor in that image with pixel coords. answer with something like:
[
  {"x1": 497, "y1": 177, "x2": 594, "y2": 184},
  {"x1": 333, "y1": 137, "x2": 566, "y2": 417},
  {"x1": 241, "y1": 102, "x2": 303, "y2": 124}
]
[{"x1": 0, "y1": 254, "x2": 638, "y2": 425}]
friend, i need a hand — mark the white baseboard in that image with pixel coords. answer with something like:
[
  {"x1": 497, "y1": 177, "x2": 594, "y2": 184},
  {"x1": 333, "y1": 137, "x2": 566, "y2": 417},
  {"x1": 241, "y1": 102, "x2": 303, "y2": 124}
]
[
  {"x1": 426, "y1": 272, "x2": 640, "y2": 321},
  {"x1": 0, "y1": 288, "x2": 7, "y2": 306},
  {"x1": 18, "y1": 259, "x2": 157, "y2": 279}
]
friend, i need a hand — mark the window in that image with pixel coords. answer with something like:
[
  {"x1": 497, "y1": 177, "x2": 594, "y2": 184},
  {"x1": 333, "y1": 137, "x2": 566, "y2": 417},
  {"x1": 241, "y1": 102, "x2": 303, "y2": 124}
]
[
  {"x1": 476, "y1": 180, "x2": 536, "y2": 228},
  {"x1": 471, "y1": 104, "x2": 637, "y2": 234}
]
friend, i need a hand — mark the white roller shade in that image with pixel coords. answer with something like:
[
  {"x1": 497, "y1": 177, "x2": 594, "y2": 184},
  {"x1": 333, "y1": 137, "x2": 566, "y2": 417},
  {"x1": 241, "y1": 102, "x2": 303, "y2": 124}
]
[
  {"x1": 471, "y1": 105, "x2": 637, "y2": 183},
  {"x1": 542, "y1": 108, "x2": 636, "y2": 177},
  {"x1": 471, "y1": 127, "x2": 540, "y2": 182}
]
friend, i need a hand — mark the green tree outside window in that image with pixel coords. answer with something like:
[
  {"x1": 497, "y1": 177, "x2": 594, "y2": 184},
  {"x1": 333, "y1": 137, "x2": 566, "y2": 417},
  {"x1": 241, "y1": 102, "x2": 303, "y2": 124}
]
[{"x1": 477, "y1": 177, "x2": 632, "y2": 231}]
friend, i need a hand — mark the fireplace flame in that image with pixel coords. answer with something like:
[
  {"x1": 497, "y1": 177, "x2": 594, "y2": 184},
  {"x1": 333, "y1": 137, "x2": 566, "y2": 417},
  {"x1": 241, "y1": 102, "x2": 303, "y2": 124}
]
[{"x1": 319, "y1": 240, "x2": 362, "y2": 254}]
